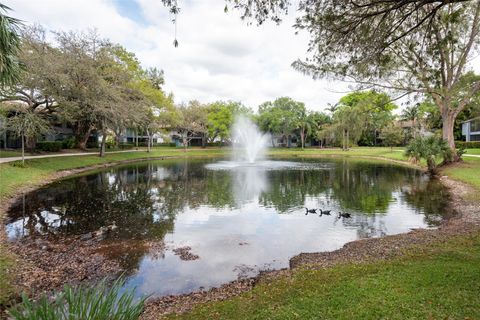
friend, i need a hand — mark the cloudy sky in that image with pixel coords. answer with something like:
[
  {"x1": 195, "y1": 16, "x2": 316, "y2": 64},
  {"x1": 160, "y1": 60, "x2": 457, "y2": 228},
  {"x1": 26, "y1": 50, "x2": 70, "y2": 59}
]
[{"x1": 5, "y1": 0, "x2": 353, "y2": 112}]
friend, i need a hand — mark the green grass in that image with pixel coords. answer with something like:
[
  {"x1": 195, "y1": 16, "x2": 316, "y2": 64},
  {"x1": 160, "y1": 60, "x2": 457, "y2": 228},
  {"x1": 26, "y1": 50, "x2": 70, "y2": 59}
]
[
  {"x1": 465, "y1": 148, "x2": 480, "y2": 155},
  {"x1": 0, "y1": 150, "x2": 27, "y2": 158},
  {"x1": 443, "y1": 157, "x2": 480, "y2": 191},
  {"x1": 168, "y1": 233, "x2": 480, "y2": 320},
  {"x1": 0, "y1": 245, "x2": 14, "y2": 308}
]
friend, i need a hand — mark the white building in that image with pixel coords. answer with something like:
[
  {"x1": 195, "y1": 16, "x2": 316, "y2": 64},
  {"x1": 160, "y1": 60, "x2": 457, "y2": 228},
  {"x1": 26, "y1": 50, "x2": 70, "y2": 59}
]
[{"x1": 461, "y1": 117, "x2": 480, "y2": 142}]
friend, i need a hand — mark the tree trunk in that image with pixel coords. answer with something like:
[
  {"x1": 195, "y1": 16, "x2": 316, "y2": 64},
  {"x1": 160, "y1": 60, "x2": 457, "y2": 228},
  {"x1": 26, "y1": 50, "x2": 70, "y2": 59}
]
[
  {"x1": 412, "y1": 118, "x2": 416, "y2": 139},
  {"x1": 26, "y1": 137, "x2": 36, "y2": 152},
  {"x1": 74, "y1": 123, "x2": 93, "y2": 150},
  {"x1": 77, "y1": 128, "x2": 92, "y2": 150},
  {"x1": 183, "y1": 137, "x2": 188, "y2": 152},
  {"x1": 99, "y1": 129, "x2": 107, "y2": 157},
  {"x1": 115, "y1": 129, "x2": 121, "y2": 148},
  {"x1": 442, "y1": 112, "x2": 457, "y2": 159},
  {"x1": 300, "y1": 129, "x2": 305, "y2": 149},
  {"x1": 201, "y1": 134, "x2": 206, "y2": 148},
  {"x1": 135, "y1": 129, "x2": 139, "y2": 149},
  {"x1": 346, "y1": 130, "x2": 350, "y2": 151},
  {"x1": 21, "y1": 133, "x2": 25, "y2": 165},
  {"x1": 147, "y1": 128, "x2": 151, "y2": 153}
]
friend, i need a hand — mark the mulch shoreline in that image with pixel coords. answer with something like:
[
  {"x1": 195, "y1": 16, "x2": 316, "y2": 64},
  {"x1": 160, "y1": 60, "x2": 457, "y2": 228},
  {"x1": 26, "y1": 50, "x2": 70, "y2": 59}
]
[{"x1": 1, "y1": 157, "x2": 479, "y2": 319}]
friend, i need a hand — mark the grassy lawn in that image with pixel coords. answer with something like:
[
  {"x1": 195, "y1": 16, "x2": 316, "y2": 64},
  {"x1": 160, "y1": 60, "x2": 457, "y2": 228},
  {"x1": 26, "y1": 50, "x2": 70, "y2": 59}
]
[
  {"x1": 466, "y1": 148, "x2": 480, "y2": 155},
  {"x1": 168, "y1": 233, "x2": 480, "y2": 320},
  {"x1": 443, "y1": 157, "x2": 480, "y2": 191}
]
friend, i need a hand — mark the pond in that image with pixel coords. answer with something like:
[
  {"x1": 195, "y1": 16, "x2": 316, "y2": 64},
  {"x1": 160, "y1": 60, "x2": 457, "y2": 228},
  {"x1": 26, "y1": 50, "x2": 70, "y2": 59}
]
[{"x1": 6, "y1": 157, "x2": 453, "y2": 298}]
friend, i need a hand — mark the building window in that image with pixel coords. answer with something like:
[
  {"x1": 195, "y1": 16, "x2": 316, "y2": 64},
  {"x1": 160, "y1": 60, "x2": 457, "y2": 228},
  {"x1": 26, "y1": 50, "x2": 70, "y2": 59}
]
[{"x1": 471, "y1": 120, "x2": 480, "y2": 132}]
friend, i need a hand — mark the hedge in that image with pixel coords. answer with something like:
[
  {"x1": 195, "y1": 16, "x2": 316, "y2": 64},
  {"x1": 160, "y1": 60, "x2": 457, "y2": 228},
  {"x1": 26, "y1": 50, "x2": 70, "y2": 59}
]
[
  {"x1": 456, "y1": 141, "x2": 480, "y2": 149},
  {"x1": 36, "y1": 141, "x2": 63, "y2": 152},
  {"x1": 119, "y1": 143, "x2": 134, "y2": 150}
]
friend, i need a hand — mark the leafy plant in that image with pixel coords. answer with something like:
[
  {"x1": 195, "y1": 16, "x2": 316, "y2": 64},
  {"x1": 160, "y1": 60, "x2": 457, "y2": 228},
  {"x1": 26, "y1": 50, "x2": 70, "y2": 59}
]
[
  {"x1": 36, "y1": 141, "x2": 63, "y2": 152},
  {"x1": 7, "y1": 278, "x2": 146, "y2": 320},
  {"x1": 405, "y1": 136, "x2": 452, "y2": 175},
  {"x1": 62, "y1": 137, "x2": 76, "y2": 149},
  {"x1": 379, "y1": 125, "x2": 403, "y2": 150}
]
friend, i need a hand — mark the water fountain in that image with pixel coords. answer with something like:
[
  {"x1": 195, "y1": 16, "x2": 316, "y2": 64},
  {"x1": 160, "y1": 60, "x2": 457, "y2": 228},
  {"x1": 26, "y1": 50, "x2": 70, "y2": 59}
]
[
  {"x1": 231, "y1": 115, "x2": 270, "y2": 164},
  {"x1": 206, "y1": 115, "x2": 321, "y2": 171}
]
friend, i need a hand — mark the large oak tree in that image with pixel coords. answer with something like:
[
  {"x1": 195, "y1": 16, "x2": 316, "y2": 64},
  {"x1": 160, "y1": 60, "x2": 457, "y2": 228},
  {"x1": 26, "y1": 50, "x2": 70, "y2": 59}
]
[{"x1": 162, "y1": 0, "x2": 479, "y2": 157}]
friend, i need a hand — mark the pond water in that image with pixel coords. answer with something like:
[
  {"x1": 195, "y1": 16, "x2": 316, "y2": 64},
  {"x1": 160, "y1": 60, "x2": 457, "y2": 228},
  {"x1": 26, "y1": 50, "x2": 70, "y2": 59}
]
[{"x1": 6, "y1": 157, "x2": 453, "y2": 297}]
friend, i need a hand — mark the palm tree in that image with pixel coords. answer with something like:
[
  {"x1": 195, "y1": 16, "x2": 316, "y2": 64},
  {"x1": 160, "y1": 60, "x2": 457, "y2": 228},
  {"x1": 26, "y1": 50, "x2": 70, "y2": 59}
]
[
  {"x1": 401, "y1": 105, "x2": 420, "y2": 138},
  {"x1": 405, "y1": 136, "x2": 452, "y2": 175},
  {"x1": 296, "y1": 110, "x2": 312, "y2": 149},
  {"x1": 0, "y1": 4, "x2": 22, "y2": 86}
]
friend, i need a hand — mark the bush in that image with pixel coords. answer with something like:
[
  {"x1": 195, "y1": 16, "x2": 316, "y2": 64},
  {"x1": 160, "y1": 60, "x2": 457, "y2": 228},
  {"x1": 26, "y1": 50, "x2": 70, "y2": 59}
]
[
  {"x1": 36, "y1": 141, "x2": 63, "y2": 152},
  {"x1": 207, "y1": 142, "x2": 224, "y2": 147},
  {"x1": 119, "y1": 143, "x2": 134, "y2": 150},
  {"x1": 455, "y1": 141, "x2": 480, "y2": 149},
  {"x1": 61, "y1": 137, "x2": 76, "y2": 149},
  {"x1": 7, "y1": 278, "x2": 146, "y2": 320},
  {"x1": 405, "y1": 136, "x2": 452, "y2": 174},
  {"x1": 86, "y1": 140, "x2": 99, "y2": 149}
]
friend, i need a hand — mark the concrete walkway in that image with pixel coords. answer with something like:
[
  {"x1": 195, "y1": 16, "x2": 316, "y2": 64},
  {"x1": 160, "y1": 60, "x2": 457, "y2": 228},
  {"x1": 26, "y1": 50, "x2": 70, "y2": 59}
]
[
  {"x1": 0, "y1": 149, "x2": 144, "y2": 164},
  {"x1": 392, "y1": 149, "x2": 480, "y2": 158}
]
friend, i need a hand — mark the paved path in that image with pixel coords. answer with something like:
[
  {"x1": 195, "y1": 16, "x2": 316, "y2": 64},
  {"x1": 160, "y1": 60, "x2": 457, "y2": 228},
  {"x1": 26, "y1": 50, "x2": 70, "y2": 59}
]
[
  {"x1": 0, "y1": 149, "x2": 143, "y2": 164},
  {"x1": 392, "y1": 149, "x2": 480, "y2": 158}
]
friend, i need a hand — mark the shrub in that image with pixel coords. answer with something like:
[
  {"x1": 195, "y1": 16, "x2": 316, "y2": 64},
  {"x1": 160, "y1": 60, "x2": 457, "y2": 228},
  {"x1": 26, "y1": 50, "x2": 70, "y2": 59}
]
[
  {"x1": 61, "y1": 137, "x2": 76, "y2": 149},
  {"x1": 455, "y1": 141, "x2": 480, "y2": 149},
  {"x1": 86, "y1": 140, "x2": 99, "y2": 149},
  {"x1": 119, "y1": 143, "x2": 134, "y2": 150},
  {"x1": 7, "y1": 278, "x2": 146, "y2": 320},
  {"x1": 405, "y1": 136, "x2": 452, "y2": 174},
  {"x1": 36, "y1": 141, "x2": 63, "y2": 152},
  {"x1": 207, "y1": 142, "x2": 224, "y2": 147}
]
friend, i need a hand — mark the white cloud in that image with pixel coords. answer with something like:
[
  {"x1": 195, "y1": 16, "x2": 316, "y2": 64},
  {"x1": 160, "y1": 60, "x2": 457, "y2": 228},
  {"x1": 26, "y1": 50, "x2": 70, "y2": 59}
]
[{"x1": 6, "y1": 0, "x2": 350, "y2": 111}]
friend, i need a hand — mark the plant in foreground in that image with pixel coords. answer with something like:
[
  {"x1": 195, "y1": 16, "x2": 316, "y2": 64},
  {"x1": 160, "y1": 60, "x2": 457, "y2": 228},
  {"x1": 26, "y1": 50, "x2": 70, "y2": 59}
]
[
  {"x1": 7, "y1": 277, "x2": 146, "y2": 320},
  {"x1": 405, "y1": 136, "x2": 452, "y2": 175}
]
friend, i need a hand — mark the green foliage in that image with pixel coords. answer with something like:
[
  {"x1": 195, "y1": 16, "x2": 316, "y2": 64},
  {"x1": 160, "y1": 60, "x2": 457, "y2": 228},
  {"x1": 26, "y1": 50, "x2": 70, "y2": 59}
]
[
  {"x1": 405, "y1": 136, "x2": 452, "y2": 174},
  {"x1": 379, "y1": 125, "x2": 404, "y2": 149},
  {"x1": 36, "y1": 141, "x2": 63, "y2": 152},
  {"x1": 206, "y1": 101, "x2": 251, "y2": 143},
  {"x1": 6, "y1": 110, "x2": 51, "y2": 141},
  {"x1": 257, "y1": 97, "x2": 306, "y2": 146},
  {"x1": 0, "y1": 4, "x2": 22, "y2": 86},
  {"x1": 118, "y1": 143, "x2": 134, "y2": 150},
  {"x1": 455, "y1": 141, "x2": 480, "y2": 149},
  {"x1": 61, "y1": 137, "x2": 76, "y2": 149},
  {"x1": 339, "y1": 90, "x2": 397, "y2": 146},
  {"x1": 7, "y1": 278, "x2": 146, "y2": 320}
]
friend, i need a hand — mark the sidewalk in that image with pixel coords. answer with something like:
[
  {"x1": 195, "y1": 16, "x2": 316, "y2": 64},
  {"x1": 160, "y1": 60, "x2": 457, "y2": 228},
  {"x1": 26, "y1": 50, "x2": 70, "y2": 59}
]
[
  {"x1": 392, "y1": 149, "x2": 480, "y2": 158},
  {"x1": 0, "y1": 149, "x2": 143, "y2": 164}
]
